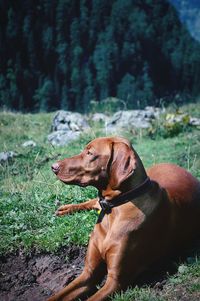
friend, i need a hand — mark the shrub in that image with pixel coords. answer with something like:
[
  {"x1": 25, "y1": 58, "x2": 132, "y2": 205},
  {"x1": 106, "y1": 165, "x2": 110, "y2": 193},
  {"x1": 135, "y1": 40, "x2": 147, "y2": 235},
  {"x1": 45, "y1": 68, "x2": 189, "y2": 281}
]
[{"x1": 149, "y1": 111, "x2": 191, "y2": 138}]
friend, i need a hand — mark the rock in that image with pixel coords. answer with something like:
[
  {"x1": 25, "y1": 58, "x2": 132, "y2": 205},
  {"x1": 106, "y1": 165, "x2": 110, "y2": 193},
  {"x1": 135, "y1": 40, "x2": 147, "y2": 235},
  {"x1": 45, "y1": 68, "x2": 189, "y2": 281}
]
[
  {"x1": 189, "y1": 117, "x2": 200, "y2": 126},
  {"x1": 144, "y1": 106, "x2": 163, "y2": 118},
  {"x1": 165, "y1": 113, "x2": 200, "y2": 127},
  {"x1": 48, "y1": 130, "x2": 81, "y2": 146},
  {"x1": 91, "y1": 113, "x2": 109, "y2": 123},
  {"x1": 22, "y1": 140, "x2": 36, "y2": 147},
  {"x1": 48, "y1": 111, "x2": 90, "y2": 146},
  {"x1": 51, "y1": 110, "x2": 89, "y2": 132},
  {"x1": 0, "y1": 151, "x2": 17, "y2": 162},
  {"x1": 107, "y1": 107, "x2": 162, "y2": 131}
]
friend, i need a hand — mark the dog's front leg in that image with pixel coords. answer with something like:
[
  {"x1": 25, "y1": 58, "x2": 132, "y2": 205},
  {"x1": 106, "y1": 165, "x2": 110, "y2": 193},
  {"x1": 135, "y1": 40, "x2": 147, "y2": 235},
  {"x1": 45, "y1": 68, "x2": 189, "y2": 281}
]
[
  {"x1": 56, "y1": 198, "x2": 100, "y2": 216},
  {"x1": 47, "y1": 267, "x2": 101, "y2": 301},
  {"x1": 87, "y1": 274, "x2": 121, "y2": 301},
  {"x1": 47, "y1": 238, "x2": 105, "y2": 301},
  {"x1": 87, "y1": 240, "x2": 130, "y2": 301}
]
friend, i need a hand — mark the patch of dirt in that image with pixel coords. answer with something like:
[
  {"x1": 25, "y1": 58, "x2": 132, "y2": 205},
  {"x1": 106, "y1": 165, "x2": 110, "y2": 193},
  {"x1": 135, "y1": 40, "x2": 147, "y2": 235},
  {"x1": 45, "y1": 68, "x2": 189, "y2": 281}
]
[
  {"x1": 0, "y1": 241, "x2": 199, "y2": 301},
  {"x1": 0, "y1": 245, "x2": 86, "y2": 301},
  {"x1": 160, "y1": 282, "x2": 200, "y2": 301}
]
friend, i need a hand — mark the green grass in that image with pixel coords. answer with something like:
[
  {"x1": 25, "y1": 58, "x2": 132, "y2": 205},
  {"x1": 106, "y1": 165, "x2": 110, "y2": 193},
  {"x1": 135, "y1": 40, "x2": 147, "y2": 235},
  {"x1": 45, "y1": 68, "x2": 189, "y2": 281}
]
[
  {"x1": 0, "y1": 108, "x2": 200, "y2": 253},
  {"x1": 113, "y1": 286, "x2": 165, "y2": 301},
  {"x1": 0, "y1": 111, "x2": 99, "y2": 253},
  {"x1": 112, "y1": 258, "x2": 200, "y2": 301},
  {"x1": 0, "y1": 105, "x2": 200, "y2": 299}
]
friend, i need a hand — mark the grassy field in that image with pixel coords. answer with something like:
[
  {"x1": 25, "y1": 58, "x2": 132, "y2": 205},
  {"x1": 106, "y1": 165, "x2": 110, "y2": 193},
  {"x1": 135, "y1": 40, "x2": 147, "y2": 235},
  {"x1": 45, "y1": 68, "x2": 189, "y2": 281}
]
[{"x1": 0, "y1": 103, "x2": 200, "y2": 300}]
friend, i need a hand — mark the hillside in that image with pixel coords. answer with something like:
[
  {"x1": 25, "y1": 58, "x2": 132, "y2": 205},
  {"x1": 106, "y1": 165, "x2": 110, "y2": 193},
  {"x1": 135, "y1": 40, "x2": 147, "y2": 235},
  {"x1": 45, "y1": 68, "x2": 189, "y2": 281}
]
[
  {"x1": 170, "y1": 0, "x2": 200, "y2": 42},
  {"x1": 0, "y1": 0, "x2": 200, "y2": 112},
  {"x1": 0, "y1": 104, "x2": 200, "y2": 300}
]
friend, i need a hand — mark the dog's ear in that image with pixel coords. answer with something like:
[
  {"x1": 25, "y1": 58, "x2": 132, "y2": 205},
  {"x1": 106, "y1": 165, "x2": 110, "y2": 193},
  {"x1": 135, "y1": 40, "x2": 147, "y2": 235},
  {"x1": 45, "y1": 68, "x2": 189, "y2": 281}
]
[{"x1": 109, "y1": 142, "x2": 137, "y2": 189}]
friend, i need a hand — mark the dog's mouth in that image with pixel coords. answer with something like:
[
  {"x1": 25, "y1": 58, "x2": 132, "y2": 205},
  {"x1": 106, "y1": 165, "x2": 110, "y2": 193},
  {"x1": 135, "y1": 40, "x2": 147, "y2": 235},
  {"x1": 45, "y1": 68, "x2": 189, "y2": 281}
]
[
  {"x1": 57, "y1": 174, "x2": 88, "y2": 187},
  {"x1": 61, "y1": 179, "x2": 89, "y2": 188},
  {"x1": 53, "y1": 167, "x2": 101, "y2": 188}
]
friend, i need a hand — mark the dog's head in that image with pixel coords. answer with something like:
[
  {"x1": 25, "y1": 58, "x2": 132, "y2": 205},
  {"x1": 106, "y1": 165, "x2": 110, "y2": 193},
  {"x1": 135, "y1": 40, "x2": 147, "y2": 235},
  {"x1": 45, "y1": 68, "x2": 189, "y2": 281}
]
[{"x1": 51, "y1": 137, "x2": 146, "y2": 190}]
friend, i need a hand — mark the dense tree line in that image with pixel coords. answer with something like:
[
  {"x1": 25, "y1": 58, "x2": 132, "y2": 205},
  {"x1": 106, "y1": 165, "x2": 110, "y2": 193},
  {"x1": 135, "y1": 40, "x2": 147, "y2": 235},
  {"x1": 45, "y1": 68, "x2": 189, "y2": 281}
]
[{"x1": 0, "y1": 0, "x2": 200, "y2": 112}]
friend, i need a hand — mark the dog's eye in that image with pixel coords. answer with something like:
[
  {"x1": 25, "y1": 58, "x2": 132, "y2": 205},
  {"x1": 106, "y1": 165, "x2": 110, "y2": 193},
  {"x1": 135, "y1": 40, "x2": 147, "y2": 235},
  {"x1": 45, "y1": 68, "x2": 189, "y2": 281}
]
[{"x1": 87, "y1": 150, "x2": 93, "y2": 156}]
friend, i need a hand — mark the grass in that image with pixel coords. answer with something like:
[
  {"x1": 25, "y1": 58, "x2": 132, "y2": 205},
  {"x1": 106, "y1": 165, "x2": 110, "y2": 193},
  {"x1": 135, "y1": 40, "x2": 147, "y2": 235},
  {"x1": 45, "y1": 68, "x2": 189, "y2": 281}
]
[
  {"x1": 112, "y1": 258, "x2": 200, "y2": 301},
  {"x1": 113, "y1": 286, "x2": 165, "y2": 301},
  {"x1": 0, "y1": 111, "x2": 98, "y2": 253},
  {"x1": 0, "y1": 104, "x2": 200, "y2": 299}
]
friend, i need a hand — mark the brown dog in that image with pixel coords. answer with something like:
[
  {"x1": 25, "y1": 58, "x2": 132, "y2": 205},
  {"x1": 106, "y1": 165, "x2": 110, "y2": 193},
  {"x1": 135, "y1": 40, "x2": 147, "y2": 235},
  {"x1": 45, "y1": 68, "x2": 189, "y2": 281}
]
[{"x1": 49, "y1": 136, "x2": 200, "y2": 301}]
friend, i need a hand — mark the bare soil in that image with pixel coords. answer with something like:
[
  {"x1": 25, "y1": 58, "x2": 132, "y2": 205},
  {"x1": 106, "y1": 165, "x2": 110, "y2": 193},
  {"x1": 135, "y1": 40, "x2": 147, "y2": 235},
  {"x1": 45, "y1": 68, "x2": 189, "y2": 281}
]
[
  {"x1": 0, "y1": 245, "x2": 86, "y2": 301},
  {"x1": 0, "y1": 243, "x2": 199, "y2": 301}
]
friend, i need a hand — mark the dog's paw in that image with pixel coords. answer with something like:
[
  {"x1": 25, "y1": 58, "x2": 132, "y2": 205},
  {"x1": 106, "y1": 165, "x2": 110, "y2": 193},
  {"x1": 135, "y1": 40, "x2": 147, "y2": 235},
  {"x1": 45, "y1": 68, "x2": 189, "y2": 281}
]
[{"x1": 55, "y1": 204, "x2": 76, "y2": 216}]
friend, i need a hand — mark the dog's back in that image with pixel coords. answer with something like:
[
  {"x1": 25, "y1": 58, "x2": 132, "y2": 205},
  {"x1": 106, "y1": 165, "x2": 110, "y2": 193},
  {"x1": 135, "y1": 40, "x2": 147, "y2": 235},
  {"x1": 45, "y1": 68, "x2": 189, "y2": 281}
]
[
  {"x1": 147, "y1": 163, "x2": 200, "y2": 205},
  {"x1": 147, "y1": 163, "x2": 200, "y2": 245}
]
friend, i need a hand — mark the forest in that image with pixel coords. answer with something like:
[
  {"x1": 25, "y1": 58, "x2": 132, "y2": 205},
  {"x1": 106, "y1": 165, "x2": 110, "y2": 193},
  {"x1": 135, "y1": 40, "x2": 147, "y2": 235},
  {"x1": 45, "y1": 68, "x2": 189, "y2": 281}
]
[{"x1": 0, "y1": 0, "x2": 200, "y2": 112}]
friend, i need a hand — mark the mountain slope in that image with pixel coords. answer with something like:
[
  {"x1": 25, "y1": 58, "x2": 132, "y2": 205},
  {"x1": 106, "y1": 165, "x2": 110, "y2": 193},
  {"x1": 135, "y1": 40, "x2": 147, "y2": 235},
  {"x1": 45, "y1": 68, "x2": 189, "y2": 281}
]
[
  {"x1": 0, "y1": 0, "x2": 200, "y2": 112},
  {"x1": 170, "y1": 0, "x2": 200, "y2": 42}
]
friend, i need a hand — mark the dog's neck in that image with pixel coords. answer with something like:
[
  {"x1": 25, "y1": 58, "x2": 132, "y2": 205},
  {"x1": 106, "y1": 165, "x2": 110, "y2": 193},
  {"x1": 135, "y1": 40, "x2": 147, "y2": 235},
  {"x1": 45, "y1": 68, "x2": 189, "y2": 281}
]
[{"x1": 101, "y1": 161, "x2": 148, "y2": 201}]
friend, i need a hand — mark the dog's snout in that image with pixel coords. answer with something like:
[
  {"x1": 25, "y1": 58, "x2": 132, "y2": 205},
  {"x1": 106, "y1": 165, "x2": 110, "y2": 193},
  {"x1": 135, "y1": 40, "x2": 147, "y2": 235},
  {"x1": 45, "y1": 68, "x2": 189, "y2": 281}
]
[{"x1": 51, "y1": 163, "x2": 60, "y2": 174}]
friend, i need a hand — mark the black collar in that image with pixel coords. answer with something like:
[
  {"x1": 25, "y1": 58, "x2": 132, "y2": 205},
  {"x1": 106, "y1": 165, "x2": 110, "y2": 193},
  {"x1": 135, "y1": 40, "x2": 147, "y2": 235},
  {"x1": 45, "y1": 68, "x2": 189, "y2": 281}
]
[{"x1": 97, "y1": 177, "x2": 152, "y2": 223}]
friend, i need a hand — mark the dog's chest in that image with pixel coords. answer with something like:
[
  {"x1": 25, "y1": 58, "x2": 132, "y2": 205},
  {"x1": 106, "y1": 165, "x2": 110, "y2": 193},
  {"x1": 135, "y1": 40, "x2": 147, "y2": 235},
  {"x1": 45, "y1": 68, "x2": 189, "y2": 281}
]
[{"x1": 93, "y1": 210, "x2": 146, "y2": 259}]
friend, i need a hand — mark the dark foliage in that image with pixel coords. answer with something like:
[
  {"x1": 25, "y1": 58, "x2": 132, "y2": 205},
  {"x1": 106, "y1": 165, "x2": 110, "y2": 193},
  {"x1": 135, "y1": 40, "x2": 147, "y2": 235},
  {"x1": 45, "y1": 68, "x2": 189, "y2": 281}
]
[{"x1": 0, "y1": 0, "x2": 200, "y2": 112}]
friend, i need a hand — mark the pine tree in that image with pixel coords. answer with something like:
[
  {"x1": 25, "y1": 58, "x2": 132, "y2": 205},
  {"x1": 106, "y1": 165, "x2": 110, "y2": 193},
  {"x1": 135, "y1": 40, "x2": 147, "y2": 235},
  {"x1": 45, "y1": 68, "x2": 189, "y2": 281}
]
[
  {"x1": 117, "y1": 73, "x2": 136, "y2": 106},
  {"x1": 0, "y1": 0, "x2": 200, "y2": 111},
  {"x1": 61, "y1": 83, "x2": 68, "y2": 110},
  {"x1": 70, "y1": 18, "x2": 83, "y2": 109},
  {"x1": 33, "y1": 79, "x2": 55, "y2": 112}
]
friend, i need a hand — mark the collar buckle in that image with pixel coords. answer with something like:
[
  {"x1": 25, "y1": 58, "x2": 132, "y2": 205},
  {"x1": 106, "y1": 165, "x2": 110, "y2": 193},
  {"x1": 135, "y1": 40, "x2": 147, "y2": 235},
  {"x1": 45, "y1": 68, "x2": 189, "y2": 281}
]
[
  {"x1": 99, "y1": 198, "x2": 112, "y2": 213},
  {"x1": 97, "y1": 177, "x2": 151, "y2": 222}
]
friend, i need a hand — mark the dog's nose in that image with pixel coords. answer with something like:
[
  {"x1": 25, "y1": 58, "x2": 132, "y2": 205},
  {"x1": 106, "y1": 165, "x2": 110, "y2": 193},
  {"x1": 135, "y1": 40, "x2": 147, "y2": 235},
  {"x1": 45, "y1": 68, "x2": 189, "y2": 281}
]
[{"x1": 51, "y1": 163, "x2": 60, "y2": 174}]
